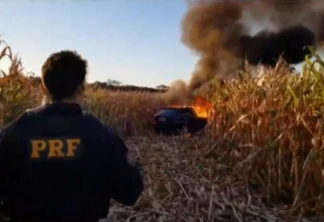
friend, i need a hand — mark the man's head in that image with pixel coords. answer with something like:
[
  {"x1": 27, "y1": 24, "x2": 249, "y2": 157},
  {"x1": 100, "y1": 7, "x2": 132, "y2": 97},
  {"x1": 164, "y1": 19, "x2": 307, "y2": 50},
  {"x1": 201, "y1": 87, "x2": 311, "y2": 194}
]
[{"x1": 41, "y1": 50, "x2": 88, "y2": 103}]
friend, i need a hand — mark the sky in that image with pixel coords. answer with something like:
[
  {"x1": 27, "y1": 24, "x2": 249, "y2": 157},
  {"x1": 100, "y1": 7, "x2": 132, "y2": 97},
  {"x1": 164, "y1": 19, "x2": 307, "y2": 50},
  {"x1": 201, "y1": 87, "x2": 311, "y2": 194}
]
[
  {"x1": 0, "y1": 0, "x2": 197, "y2": 88},
  {"x1": 0, "y1": 1, "x2": 320, "y2": 88}
]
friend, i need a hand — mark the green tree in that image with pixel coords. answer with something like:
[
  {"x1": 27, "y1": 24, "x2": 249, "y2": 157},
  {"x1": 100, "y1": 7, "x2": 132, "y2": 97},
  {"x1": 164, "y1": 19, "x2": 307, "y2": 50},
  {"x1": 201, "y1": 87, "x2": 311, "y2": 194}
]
[
  {"x1": 156, "y1": 84, "x2": 169, "y2": 91},
  {"x1": 107, "y1": 78, "x2": 122, "y2": 86}
]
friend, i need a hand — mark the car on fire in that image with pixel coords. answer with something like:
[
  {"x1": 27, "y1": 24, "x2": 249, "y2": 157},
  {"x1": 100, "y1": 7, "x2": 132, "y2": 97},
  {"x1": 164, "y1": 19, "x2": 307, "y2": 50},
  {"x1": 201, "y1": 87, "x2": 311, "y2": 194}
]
[{"x1": 153, "y1": 107, "x2": 208, "y2": 134}]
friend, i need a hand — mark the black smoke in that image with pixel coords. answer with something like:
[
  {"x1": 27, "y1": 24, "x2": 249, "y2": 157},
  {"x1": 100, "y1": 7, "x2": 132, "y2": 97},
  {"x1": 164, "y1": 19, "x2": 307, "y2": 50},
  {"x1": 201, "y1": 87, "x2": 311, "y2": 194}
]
[
  {"x1": 163, "y1": 0, "x2": 324, "y2": 105},
  {"x1": 239, "y1": 25, "x2": 316, "y2": 66}
]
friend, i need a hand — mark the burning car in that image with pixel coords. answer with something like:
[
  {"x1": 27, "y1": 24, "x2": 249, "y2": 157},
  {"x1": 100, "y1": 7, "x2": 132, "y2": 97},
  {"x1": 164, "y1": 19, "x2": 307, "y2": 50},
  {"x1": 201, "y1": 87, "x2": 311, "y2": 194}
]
[{"x1": 154, "y1": 96, "x2": 213, "y2": 135}]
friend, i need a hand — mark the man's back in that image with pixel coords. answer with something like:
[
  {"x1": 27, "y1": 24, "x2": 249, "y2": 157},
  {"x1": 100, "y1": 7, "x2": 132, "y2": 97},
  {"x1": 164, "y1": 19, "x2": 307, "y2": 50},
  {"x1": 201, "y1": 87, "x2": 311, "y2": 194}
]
[{"x1": 0, "y1": 103, "x2": 143, "y2": 222}]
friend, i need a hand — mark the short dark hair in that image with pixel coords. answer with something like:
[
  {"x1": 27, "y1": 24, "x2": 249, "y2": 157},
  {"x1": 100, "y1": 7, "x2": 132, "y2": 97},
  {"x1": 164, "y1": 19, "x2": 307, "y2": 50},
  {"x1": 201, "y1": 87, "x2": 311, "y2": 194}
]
[{"x1": 41, "y1": 50, "x2": 88, "y2": 101}]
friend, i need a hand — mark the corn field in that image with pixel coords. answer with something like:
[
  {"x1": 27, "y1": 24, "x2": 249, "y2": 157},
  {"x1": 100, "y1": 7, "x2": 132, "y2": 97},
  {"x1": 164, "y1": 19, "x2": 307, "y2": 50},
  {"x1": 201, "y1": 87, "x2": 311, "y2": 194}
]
[{"x1": 1, "y1": 38, "x2": 324, "y2": 221}]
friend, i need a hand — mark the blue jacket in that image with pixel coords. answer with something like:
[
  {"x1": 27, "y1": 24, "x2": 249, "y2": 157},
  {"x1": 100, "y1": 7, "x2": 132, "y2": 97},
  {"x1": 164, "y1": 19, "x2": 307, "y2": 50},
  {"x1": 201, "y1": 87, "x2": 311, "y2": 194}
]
[{"x1": 0, "y1": 102, "x2": 144, "y2": 222}]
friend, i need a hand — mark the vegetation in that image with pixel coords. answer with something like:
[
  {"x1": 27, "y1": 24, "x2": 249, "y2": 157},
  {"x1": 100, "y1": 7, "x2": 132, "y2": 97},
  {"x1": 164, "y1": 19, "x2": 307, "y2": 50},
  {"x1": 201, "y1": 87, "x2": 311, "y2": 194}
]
[
  {"x1": 1, "y1": 38, "x2": 324, "y2": 221},
  {"x1": 28, "y1": 76, "x2": 167, "y2": 93}
]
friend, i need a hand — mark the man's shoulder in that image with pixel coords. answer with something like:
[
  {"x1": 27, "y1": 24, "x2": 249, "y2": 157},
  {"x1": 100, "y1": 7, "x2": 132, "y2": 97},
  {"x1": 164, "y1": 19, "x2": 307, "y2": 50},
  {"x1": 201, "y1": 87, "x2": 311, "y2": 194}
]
[
  {"x1": 81, "y1": 112, "x2": 117, "y2": 137},
  {"x1": 11, "y1": 105, "x2": 47, "y2": 125},
  {"x1": 0, "y1": 112, "x2": 29, "y2": 136},
  {"x1": 82, "y1": 112, "x2": 103, "y2": 126},
  {"x1": 25, "y1": 104, "x2": 46, "y2": 116}
]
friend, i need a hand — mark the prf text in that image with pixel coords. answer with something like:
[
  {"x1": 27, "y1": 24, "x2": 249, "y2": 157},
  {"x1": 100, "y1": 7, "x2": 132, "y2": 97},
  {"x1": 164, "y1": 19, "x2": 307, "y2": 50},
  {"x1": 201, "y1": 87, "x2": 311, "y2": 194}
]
[{"x1": 30, "y1": 138, "x2": 81, "y2": 159}]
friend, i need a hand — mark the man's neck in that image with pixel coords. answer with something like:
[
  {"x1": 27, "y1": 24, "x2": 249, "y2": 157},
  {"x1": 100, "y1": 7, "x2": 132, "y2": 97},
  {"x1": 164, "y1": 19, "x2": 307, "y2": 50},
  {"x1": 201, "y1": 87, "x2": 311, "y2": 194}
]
[{"x1": 51, "y1": 97, "x2": 81, "y2": 105}]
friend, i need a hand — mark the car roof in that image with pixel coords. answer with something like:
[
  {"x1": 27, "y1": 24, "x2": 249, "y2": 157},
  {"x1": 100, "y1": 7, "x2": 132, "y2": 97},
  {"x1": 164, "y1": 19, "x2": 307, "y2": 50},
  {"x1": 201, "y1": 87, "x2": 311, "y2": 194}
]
[
  {"x1": 155, "y1": 107, "x2": 196, "y2": 116},
  {"x1": 158, "y1": 107, "x2": 194, "y2": 112}
]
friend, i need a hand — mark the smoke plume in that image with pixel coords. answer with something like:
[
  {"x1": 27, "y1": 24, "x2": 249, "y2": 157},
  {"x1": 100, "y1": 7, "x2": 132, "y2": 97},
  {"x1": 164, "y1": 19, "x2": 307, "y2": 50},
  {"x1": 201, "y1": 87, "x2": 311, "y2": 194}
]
[{"x1": 163, "y1": 0, "x2": 324, "y2": 105}]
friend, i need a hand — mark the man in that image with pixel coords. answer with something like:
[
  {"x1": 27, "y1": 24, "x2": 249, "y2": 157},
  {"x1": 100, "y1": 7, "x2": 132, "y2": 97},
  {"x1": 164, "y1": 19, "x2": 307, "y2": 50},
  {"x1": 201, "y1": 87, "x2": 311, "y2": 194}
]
[{"x1": 0, "y1": 50, "x2": 144, "y2": 222}]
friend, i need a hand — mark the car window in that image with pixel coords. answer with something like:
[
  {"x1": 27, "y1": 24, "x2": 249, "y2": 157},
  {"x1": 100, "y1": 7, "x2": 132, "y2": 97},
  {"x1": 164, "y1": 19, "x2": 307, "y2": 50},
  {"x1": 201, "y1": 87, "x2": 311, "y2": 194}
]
[
  {"x1": 156, "y1": 108, "x2": 194, "y2": 117},
  {"x1": 156, "y1": 109, "x2": 178, "y2": 116}
]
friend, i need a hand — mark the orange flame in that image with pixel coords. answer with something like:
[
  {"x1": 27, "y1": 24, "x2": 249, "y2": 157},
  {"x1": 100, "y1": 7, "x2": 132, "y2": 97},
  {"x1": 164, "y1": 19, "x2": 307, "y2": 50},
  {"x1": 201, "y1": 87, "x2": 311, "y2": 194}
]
[
  {"x1": 171, "y1": 96, "x2": 213, "y2": 119},
  {"x1": 191, "y1": 96, "x2": 213, "y2": 118}
]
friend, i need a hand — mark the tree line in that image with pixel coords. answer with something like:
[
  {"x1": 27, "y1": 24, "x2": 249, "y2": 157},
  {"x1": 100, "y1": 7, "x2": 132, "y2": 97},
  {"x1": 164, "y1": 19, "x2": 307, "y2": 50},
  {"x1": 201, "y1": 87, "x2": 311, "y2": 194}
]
[{"x1": 28, "y1": 76, "x2": 169, "y2": 93}]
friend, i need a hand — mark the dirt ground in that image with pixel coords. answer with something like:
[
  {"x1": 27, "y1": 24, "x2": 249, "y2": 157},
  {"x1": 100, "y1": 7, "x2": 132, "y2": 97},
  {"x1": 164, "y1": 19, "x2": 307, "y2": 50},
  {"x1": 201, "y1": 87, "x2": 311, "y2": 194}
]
[{"x1": 103, "y1": 135, "x2": 319, "y2": 222}]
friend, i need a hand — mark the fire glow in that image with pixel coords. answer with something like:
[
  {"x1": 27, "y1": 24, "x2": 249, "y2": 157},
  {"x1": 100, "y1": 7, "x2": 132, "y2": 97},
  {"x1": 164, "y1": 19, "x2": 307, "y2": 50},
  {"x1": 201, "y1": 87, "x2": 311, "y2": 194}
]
[{"x1": 172, "y1": 96, "x2": 213, "y2": 119}]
